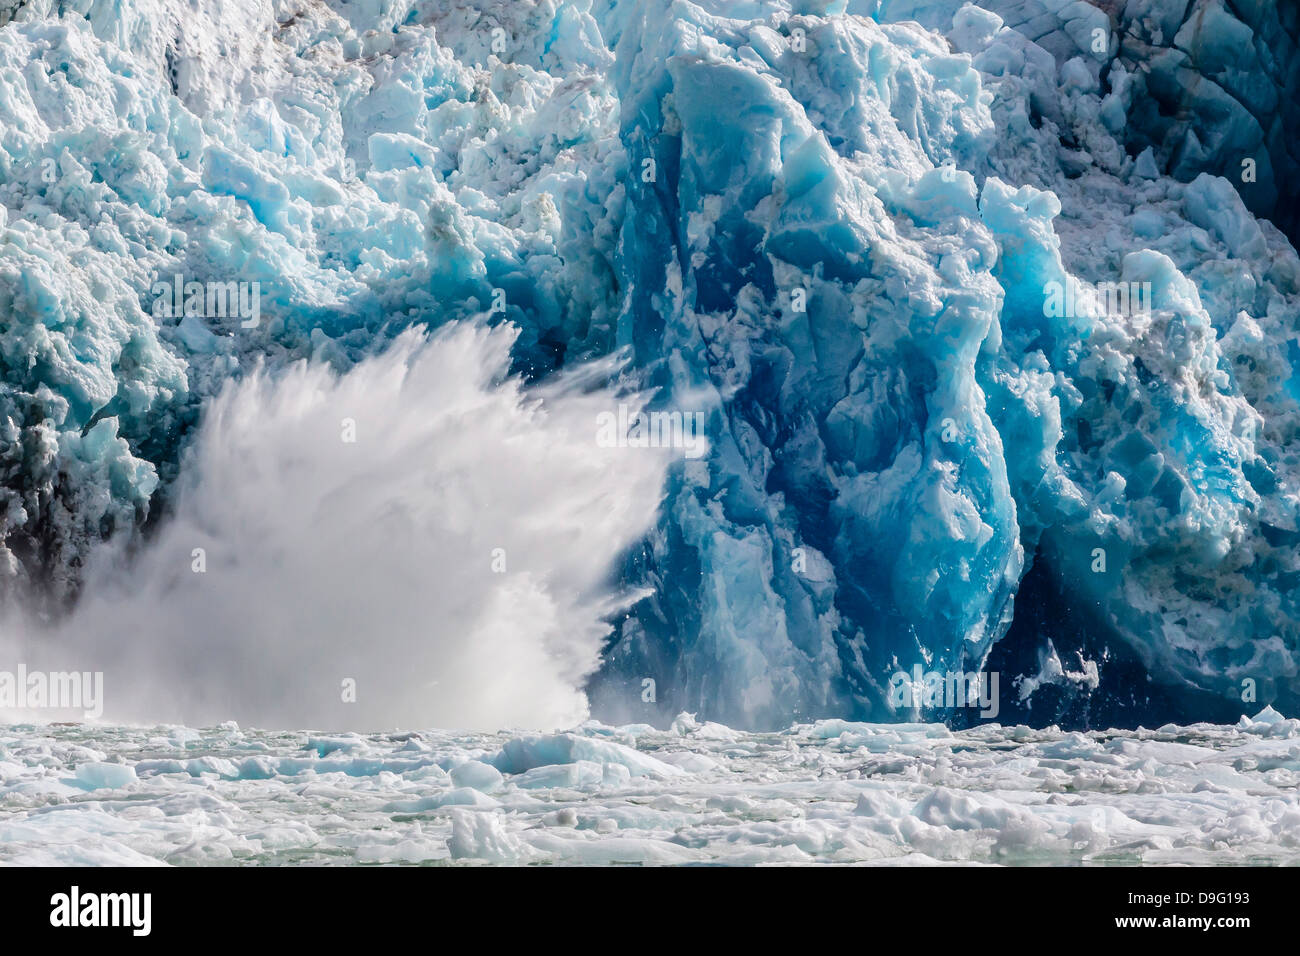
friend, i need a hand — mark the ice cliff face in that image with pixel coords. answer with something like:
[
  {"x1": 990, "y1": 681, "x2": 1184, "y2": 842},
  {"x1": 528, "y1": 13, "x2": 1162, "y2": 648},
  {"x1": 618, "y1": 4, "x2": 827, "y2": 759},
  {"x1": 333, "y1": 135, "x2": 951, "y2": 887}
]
[{"x1": 0, "y1": 0, "x2": 1296, "y2": 729}]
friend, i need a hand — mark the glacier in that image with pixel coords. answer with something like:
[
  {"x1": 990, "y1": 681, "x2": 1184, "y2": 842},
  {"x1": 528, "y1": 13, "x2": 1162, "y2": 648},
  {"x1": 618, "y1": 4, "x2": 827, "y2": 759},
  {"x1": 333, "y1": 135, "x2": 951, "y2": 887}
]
[{"x1": 0, "y1": 0, "x2": 1297, "y2": 730}]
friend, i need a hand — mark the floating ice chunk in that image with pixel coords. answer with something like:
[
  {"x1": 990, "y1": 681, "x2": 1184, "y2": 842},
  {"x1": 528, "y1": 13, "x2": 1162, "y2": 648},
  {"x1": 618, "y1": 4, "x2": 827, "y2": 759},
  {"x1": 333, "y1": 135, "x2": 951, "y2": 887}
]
[
  {"x1": 1250, "y1": 706, "x2": 1286, "y2": 725},
  {"x1": 306, "y1": 736, "x2": 368, "y2": 758},
  {"x1": 1239, "y1": 706, "x2": 1290, "y2": 729},
  {"x1": 449, "y1": 760, "x2": 505, "y2": 794},
  {"x1": 809, "y1": 719, "x2": 876, "y2": 739},
  {"x1": 855, "y1": 790, "x2": 912, "y2": 819},
  {"x1": 235, "y1": 757, "x2": 276, "y2": 780},
  {"x1": 357, "y1": 839, "x2": 443, "y2": 864},
  {"x1": 447, "y1": 809, "x2": 533, "y2": 863},
  {"x1": 74, "y1": 761, "x2": 137, "y2": 790},
  {"x1": 382, "y1": 788, "x2": 501, "y2": 813},
  {"x1": 1017, "y1": 642, "x2": 1100, "y2": 702},
  {"x1": 655, "y1": 751, "x2": 720, "y2": 773},
  {"x1": 494, "y1": 733, "x2": 683, "y2": 778},
  {"x1": 522, "y1": 832, "x2": 707, "y2": 865},
  {"x1": 669, "y1": 713, "x2": 738, "y2": 740},
  {"x1": 513, "y1": 761, "x2": 604, "y2": 790}
]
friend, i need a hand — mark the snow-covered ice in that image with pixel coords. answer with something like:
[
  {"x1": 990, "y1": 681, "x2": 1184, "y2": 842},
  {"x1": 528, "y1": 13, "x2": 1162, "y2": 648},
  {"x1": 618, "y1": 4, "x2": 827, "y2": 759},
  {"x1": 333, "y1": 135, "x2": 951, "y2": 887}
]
[{"x1": 1, "y1": 710, "x2": 1297, "y2": 866}]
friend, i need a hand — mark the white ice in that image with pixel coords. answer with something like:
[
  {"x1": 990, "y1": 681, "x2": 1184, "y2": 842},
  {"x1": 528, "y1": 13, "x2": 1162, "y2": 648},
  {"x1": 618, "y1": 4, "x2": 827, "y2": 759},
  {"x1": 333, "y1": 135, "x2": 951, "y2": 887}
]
[{"x1": 0, "y1": 709, "x2": 1297, "y2": 865}]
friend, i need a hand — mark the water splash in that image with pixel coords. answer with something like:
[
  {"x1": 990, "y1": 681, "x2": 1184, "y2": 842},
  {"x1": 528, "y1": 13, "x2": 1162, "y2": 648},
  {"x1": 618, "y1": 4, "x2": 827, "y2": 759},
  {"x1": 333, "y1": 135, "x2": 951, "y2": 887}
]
[{"x1": 7, "y1": 322, "x2": 673, "y2": 731}]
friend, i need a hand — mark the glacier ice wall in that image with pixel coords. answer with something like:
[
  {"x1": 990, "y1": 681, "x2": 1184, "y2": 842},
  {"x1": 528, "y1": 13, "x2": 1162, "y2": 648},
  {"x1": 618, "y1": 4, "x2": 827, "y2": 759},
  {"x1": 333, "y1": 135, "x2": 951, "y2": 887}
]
[{"x1": 0, "y1": 0, "x2": 1296, "y2": 729}]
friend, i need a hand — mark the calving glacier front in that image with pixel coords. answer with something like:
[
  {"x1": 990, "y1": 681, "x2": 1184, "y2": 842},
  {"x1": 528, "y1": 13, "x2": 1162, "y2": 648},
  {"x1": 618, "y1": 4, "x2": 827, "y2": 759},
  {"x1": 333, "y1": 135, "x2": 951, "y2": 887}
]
[{"x1": 0, "y1": 0, "x2": 1295, "y2": 730}]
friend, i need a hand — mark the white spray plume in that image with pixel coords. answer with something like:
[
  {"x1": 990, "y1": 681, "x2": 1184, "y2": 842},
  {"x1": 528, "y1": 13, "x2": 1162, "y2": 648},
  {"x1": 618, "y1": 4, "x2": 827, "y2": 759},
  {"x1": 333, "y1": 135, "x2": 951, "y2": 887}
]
[{"x1": 10, "y1": 322, "x2": 673, "y2": 731}]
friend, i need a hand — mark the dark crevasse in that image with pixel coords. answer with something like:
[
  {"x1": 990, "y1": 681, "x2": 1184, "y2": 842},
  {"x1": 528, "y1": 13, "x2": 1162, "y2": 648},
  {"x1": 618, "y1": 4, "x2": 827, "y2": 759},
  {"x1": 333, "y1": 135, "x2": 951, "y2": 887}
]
[{"x1": 975, "y1": 546, "x2": 1262, "y2": 731}]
